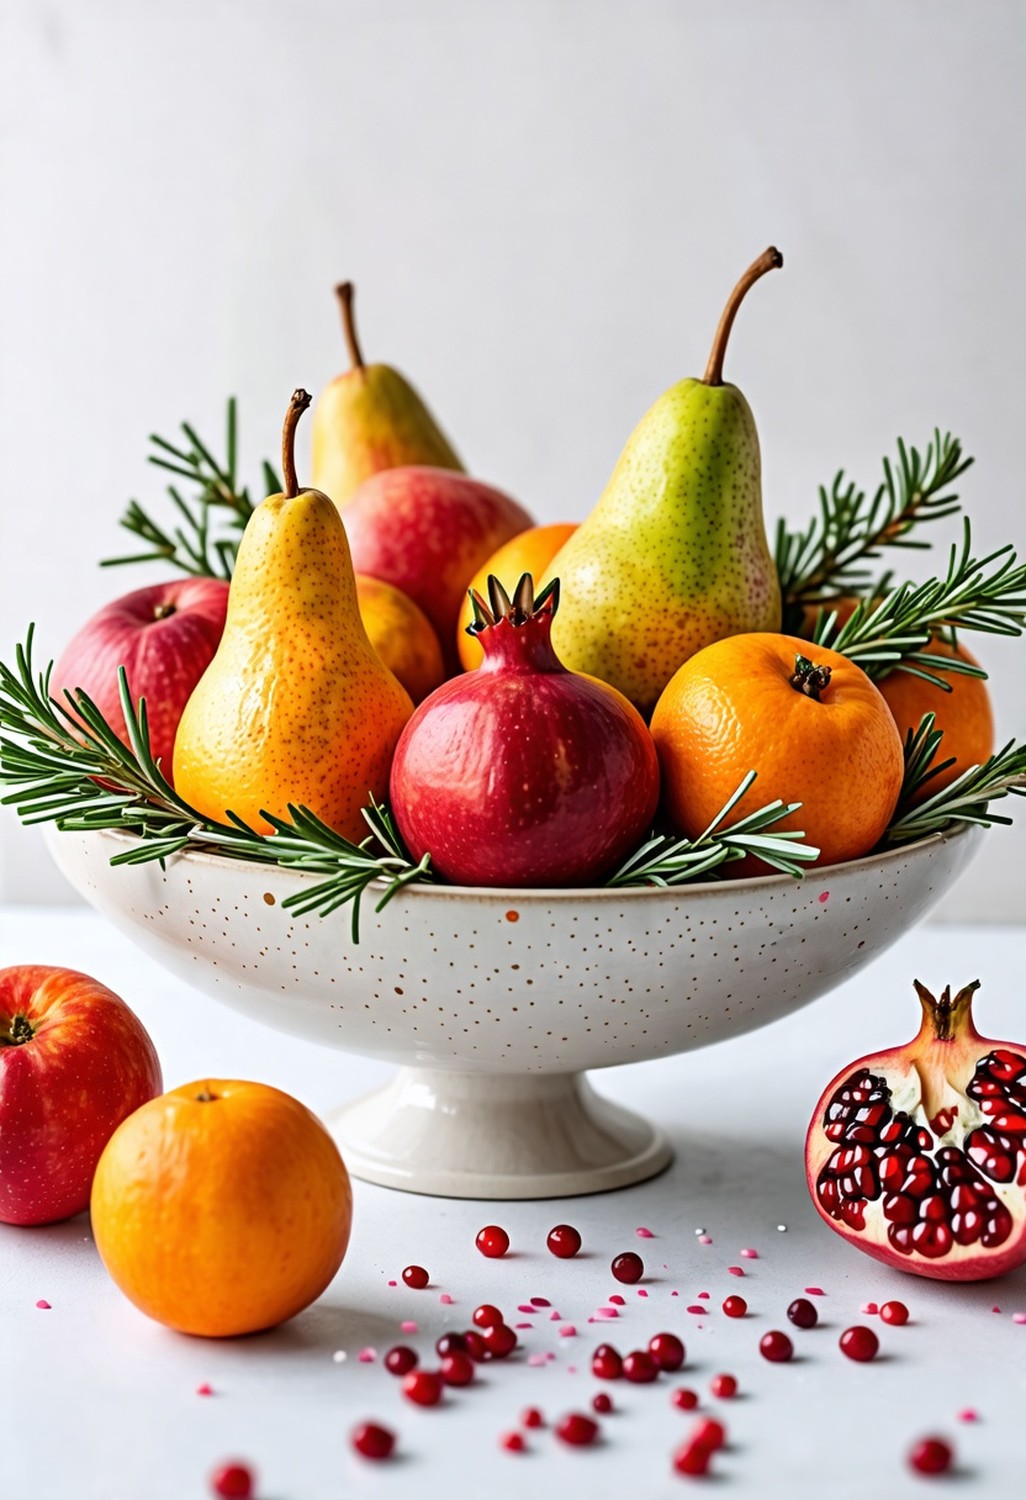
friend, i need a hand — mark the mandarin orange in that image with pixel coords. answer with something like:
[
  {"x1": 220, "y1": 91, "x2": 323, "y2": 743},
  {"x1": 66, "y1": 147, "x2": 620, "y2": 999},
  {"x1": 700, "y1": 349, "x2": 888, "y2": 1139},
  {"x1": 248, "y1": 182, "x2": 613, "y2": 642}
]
[
  {"x1": 650, "y1": 633, "x2": 905, "y2": 868},
  {"x1": 878, "y1": 638, "x2": 994, "y2": 795},
  {"x1": 456, "y1": 523, "x2": 577, "y2": 669},
  {"x1": 356, "y1": 575, "x2": 445, "y2": 704},
  {"x1": 90, "y1": 1079, "x2": 352, "y2": 1337}
]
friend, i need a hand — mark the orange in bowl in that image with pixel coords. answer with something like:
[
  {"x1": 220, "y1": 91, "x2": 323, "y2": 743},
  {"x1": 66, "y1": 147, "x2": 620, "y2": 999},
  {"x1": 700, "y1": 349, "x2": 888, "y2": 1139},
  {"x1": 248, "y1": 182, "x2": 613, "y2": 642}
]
[
  {"x1": 456, "y1": 522, "x2": 577, "y2": 670},
  {"x1": 356, "y1": 575, "x2": 445, "y2": 704},
  {"x1": 878, "y1": 638, "x2": 994, "y2": 795},
  {"x1": 650, "y1": 632, "x2": 905, "y2": 868},
  {"x1": 90, "y1": 1079, "x2": 352, "y2": 1337}
]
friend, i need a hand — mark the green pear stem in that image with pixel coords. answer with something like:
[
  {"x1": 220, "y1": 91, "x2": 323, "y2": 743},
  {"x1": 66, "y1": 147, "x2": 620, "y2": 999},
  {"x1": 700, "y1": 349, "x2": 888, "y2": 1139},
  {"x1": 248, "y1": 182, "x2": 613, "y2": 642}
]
[
  {"x1": 702, "y1": 246, "x2": 783, "y2": 386},
  {"x1": 335, "y1": 282, "x2": 365, "y2": 371},
  {"x1": 282, "y1": 388, "x2": 313, "y2": 499}
]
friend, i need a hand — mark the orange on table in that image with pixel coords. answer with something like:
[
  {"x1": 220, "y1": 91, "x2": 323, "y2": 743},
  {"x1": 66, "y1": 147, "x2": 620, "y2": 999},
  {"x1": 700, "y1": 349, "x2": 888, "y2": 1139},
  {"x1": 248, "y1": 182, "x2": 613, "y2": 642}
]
[
  {"x1": 877, "y1": 637, "x2": 994, "y2": 795},
  {"x1": 90, "y1": 1079, "x2": 352, "y2": 1338},
  {"x1": 356, "y1": 575, "x2": 445, "y2": 704},
  {"x1": 456, "y1": 522, "x2": 578, "y2": 669},
  {"x1": 650, "y1": 632, "x2": 905, "y2": 869}
]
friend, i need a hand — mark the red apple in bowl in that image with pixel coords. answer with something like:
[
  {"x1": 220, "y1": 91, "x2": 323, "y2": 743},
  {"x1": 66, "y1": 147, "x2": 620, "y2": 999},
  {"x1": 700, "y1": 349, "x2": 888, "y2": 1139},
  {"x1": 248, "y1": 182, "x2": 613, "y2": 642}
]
[
  {"x1": 0, "y1": 966, "x2": 162, "y2": 1226},
  {"x1": 344, "y1": 467, "x2": 533, "y2": 668},
  {"x1": 50, "y1": 578, "x2": 229, "y2": 784}
]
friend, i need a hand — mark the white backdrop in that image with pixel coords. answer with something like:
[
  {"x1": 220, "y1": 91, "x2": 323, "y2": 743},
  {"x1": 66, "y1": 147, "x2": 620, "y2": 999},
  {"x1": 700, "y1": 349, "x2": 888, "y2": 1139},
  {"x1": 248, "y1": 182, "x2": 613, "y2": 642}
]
[{"x1": 1, "y1": 0, "x2": 1024, "y2": 919}]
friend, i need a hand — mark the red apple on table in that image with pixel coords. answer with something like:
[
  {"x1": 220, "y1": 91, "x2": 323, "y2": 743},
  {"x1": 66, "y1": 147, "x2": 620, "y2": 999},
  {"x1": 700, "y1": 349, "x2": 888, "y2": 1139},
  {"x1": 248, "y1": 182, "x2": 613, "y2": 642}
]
[
  {"x1": 50, "y1": 578, "x2": 229, "y2": 785},
  {"x1": 0, "y1": 966, "x2": 162, "y2": 1226},
  {"x1": 344, "y1": 467, "x2": 533, "y2": 669}
]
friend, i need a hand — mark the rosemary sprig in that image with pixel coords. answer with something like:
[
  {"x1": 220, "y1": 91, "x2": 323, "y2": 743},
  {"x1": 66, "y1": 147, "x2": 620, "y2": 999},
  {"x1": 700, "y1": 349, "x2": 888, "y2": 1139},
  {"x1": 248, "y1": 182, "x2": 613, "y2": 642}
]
[
  {"x1": 606, "y1": 771, "x2": 820, "y2": 884},
  {"x1": 776, "y1": 432, "x2": 972, "y2": 626},
  {"x1": 810, "y1": 521, "x2": 1026, "y2": 687},
  {"x1": 886, "y1": 713, "x2": 1026, "y2": 844},
  {"x1": 101, "y1": 399, "x2": 280, "y2": 579}
]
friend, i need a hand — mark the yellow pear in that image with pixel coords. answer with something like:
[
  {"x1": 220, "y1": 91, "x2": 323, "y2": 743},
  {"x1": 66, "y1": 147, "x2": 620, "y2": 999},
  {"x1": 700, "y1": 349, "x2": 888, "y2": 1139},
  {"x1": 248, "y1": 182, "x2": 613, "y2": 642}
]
[{"x1": 173, "y1": 390, "x2": 413, "y2": 840}]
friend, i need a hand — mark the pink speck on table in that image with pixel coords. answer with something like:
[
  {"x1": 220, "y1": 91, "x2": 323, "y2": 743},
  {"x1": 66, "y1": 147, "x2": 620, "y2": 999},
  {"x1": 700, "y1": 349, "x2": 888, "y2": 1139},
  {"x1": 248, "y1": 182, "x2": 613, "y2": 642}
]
[
  {"x1": 727, "y1": 1266, "x2": 745, "y2": 1277},
  {"x1": 400, "y1": 1320, "x2": 418, "y2": 1333},
  {"x1": 740, "y1": 1248, "x2": 759, "y2": 1259},
  {"x1": 635, "y1": 1227, "x2": 654, "y2": 1238},
  {"x1": 35, "y1": 1300, "x2": 51, "y2": 1310}
]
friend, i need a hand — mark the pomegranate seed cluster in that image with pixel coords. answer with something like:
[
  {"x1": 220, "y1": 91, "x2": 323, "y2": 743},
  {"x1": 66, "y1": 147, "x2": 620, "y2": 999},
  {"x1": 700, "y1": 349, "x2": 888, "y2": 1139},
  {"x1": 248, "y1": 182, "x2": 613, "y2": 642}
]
[{"x1": 816, "y1": 1050, "x2": 1026, "y2": 1261}]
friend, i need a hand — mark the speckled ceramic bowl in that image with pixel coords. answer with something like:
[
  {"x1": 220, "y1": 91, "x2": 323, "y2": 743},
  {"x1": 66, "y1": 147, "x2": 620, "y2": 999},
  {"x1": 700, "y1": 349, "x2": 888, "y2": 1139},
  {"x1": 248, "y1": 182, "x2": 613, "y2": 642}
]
[{"x1": 46, "y1": 822, "x2": 981, "y2": 1198}]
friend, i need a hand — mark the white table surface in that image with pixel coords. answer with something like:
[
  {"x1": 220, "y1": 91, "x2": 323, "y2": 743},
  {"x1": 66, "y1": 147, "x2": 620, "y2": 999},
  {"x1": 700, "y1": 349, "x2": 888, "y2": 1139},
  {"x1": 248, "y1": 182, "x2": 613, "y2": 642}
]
[{"x1": 2, "y1": 906, "x2": 1025, "y2": 1500}]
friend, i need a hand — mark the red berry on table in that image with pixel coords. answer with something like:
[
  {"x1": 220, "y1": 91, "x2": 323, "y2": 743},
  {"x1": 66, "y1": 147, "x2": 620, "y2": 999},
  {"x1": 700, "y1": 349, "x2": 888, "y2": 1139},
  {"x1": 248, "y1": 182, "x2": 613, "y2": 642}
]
[
  {"x1": 692, "y1": 1417, "x2": 726, "y2": 1451},
  {"x1": 787, "y1": 1297, "x2": 818, "y2": 1328},
  {"x1": 909, "y1": 1436, "x2": 954, "y2": 1476},
  {"x1": 464, "y1": 1330, "x2": 488, "y2": 1361},
  {"x1": 673, "y1": 1440, "x2": 712, "y2": 1477},
  {"x1": 722, "y1": 1295, "x2": 747, "y2": 1318},
  {"x1": 839, "y1": 1325, "x2": 879, "y2": 1362},
  {"x1": 476, "y1": 1224, "x2": 510, "y2": 1258},
  {"x1": 555, "y1": 1412, "x2": 600, "y2": 1447},
  {"x1": 709, "y1": 1373, "x2": 738, "y2": 1399},
  {"x1": 401, "y1": 1264, "x2": 429, "y2": 1289},
  {"x1": 211, "y1": 1465, "x2": 254, "y2": 1499},
  {"x1": 351, "y1": 1422, "x2": 396, "y2": 1460},
  {"x1": 592, "y1": 1391, "x2": 613, "y2": 1414},
  {"x1": 547, "y1": 1223, "x2": 583, "y2": 1258},
  {"x1": 473, "y1": 1302, "x2": 503, "y2": 1328},
  {"x1": 592, "y1": 1343, "x2": 622, "y2": 1379},
  {"x1": 441, "y1": 1351, "x2": 475, "y2": 1386},
  {"x1": 384, "y1": 1345, "x2": 418, "y2": 1376},
  {"x1": 521, "y1": 1406, "x2": 544, "y2": 1428},
  {"x1": 435, "y1": 1332, "x2": 468, "y2": 1357},
  {"x1": 501, "y1": 1430, "x2": 526, "y2": 1453},
  {"x1": 649, "y1": 1332, "x2": 686, "y2": 1371},
  {"x1": 482, "y1": 1322, "x2": 518, "y2": 1358},
  {"x1": 611, "y1": 1251, "x2": 644, "y2": 1284},
  {"x1": 880, "y1": 1300, "x2": 909, "y2": 1326},
  {"x1": 759, "y1": 1330, "x2": 794, "y2": 1363},
  {"x1": 623, "y1": 1349, "x2": 659, "y2": 1383},
  {"x1": 402, "y1": 1369, "x2": 443, "y2": 1406},
  {"x1": 672, "y1": 1387, "x2": 699, "y2": 1410}
]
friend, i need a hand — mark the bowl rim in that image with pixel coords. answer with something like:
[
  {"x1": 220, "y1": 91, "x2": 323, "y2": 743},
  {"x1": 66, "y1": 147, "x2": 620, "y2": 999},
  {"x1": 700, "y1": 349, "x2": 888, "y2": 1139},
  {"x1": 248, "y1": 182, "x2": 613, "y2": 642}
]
[{"x1": 57, "y1": 821, "x2": 977, "y2": 904}]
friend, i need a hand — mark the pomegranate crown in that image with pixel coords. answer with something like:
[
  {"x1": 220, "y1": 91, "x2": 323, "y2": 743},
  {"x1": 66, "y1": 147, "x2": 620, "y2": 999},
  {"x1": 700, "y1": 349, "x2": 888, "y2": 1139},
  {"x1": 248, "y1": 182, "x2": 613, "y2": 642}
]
[{"x1": 466, "y1": 572, "x2": 560, "y2": 635}]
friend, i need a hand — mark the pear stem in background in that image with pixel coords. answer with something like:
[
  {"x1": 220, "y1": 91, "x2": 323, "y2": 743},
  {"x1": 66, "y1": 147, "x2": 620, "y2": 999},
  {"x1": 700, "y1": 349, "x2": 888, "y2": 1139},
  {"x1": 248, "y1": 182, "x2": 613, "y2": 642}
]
[
  {"x1": 282, "y1": 389, "x2": 312, "y2": 498},
  {"x1": 335, "y1": 282, "x2": 365, "y2": 371},
  {"x1": 702, "y1": 246, "x2": 783, "y2": 386}
]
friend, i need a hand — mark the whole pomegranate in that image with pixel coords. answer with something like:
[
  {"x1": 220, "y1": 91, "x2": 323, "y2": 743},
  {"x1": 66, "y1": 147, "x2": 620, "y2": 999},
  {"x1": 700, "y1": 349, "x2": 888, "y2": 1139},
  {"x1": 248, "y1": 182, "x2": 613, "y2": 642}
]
[
  {"x1": 389, "y1": 575, "x2": 659, "y2": 886},
  {"x1": 807, "y1": 980, "x2": 1026, "y2": 1281}
]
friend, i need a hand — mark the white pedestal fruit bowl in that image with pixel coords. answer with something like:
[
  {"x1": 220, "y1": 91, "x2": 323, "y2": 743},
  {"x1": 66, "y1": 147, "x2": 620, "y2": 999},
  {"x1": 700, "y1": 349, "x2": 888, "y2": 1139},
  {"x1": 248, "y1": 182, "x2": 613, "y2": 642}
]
[{"x1": 46, "y1": 822, "x2": 981, "y2": 1199}]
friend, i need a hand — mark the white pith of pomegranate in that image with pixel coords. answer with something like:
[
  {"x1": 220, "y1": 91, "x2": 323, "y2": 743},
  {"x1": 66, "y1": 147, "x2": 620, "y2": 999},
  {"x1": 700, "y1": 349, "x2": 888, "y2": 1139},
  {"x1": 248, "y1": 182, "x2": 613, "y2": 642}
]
[{"x1": 806, "y1": 981, "x2": 1026, "y2": 1281}]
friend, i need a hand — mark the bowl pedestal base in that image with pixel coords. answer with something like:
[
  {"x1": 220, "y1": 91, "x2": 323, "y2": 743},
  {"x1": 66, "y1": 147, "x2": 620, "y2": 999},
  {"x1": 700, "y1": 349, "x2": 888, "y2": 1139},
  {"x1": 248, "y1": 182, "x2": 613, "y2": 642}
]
[{"x1": 328, "y1": 1067, "x2": 673, "y2": 1200}]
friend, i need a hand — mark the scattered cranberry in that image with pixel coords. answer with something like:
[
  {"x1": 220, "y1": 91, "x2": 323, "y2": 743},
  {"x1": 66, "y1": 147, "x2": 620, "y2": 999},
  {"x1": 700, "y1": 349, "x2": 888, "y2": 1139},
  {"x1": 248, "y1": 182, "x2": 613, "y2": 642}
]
[
  {"x1": 402, "y1": 1369, "x2": 443, "y2": 1406},
  {"x1": 351, "y1": 1422, "x2": 395, "y2": 1460},
  {"x1": 521, "y1": 1406, "x2": 544, "y2": 1428},
  {"x1": 760, "y1": 1330, "x2": 794, "y2": 1363},
  {"x1": 611, "y1": 1251, "x2": 644, "y2": 1284},
  {"x1": 672, "y1": 1387, "x2": 699, "y2": 1410},
  {"x1": 909, "y1": 1437, "x2": 954, "y2": 1476},
  {"x1": 839, "y1": 1326, "x2": 879, "y2": 1363},
  {"x1": 473, "y1": 1302, "x2": 503, "y2": 1328},
  {"x1": 547, "y1": 1223, "x2": 582, "y2": 1258},
  {"x1": 880, "y1": 1300, "x2": 909, "y2": 1326},
  {"x1": 592, "y1": 1343, "x2": 623, "y2": 1379},
  {"x1": 722, "y1": 1295, "x2": 748, "y2": 1318},
  {"x1": 555, "y1": 1412, "x2": 600, "y2": 1447},
  {"x1": 691, "y1": 1417, "x2": 726, "y2": 1452},
  {"x1": 673, "y1": 1440, "x2": 711, "y2": 1477},
  {"x1": 787, "y1": 1297, "x2": 818, "y2": 1329},
  {"x1": 481, "y1": 1322, "x2": 518, "y2": 1358},
  {"x1": 592, "y1": 1391, "x2": 613, "y2": 1414},
  {"x1": 709, "y1": 1373, "x2": 738, "y2": 1399},
  {"x1": 384, "y1": 1345, "x2": 418, "y2": 1376},
  {"x1": 623, "y1": 1349, "x2": 659, "y2": 1383},
  {"x1": 401, "y1": 1264, "x2": 429, "y2": 1289},
  {"x1": 441, "y1": 1351, "x2": 475, "y2": 1387},
  {"x1": 210, "y1": 1465, "x2": 254, "y2": 1500},
  {"x1": 501, "y1": 1430, "x2": 526, "y2": 1453},
  {"x1": 464, "y1": 1330, "x2": 488, "y2": 1361},
  {"x1": 648, "y1": 1332, "x2": 685, "y2": 1371},
  {"x1": 476, "y1": 1224, "x2": 510, "y2": 1258},
  {"x1": 435, "y1": 1332, "x2": 468, "y2": 1358}
]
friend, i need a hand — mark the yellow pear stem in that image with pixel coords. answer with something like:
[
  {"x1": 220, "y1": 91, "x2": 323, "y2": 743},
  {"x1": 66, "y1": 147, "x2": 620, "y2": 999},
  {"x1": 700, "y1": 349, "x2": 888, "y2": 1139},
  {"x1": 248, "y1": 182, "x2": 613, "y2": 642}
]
[
  {"x1": 335, "y1": 282, "x2": 365, "y2": 371},
  {"x1": 282, "y1": 389, "x2": 312, "y2": 499},
  {"x1": 702, "y1": 246, "x2": 783, "y2": 387}
]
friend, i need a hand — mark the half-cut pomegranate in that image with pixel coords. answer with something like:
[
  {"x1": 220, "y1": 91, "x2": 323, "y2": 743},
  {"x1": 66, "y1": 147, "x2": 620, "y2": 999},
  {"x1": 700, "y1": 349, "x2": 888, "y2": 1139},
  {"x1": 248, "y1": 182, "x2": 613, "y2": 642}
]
[{"x1": 806, "y1": 981, "x2": 1026, "y2": 1281}]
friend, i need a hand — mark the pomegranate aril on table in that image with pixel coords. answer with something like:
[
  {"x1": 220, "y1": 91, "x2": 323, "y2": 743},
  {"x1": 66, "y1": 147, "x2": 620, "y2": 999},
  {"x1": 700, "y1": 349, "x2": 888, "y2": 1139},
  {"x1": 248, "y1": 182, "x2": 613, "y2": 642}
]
[
  {"x1": 475, "y1": 1224, "x2": 510, "y2": 1258},
  {"x1": 759, "y1": 1330, "x2": 794, "y2": 1363},
  {"x1": 722, "y1": 1295, "x2": 747, "y2": 1318},
  {"x1": 435, "y1": 1331, "x2": 468, "y2": 1357},
  {"x1": 472, "y1": 1303, "x2": 503, "y2": 1328},
  {"x1": 672, "y1": 1387, "x2": 699, "y2": 1410},
  {"x1": 210, "y1": 1465, "x2": 255, "y2": 1500},
  {"x1": 592, "y1": 1343, "x2": 623, "y2": 1379},
  {"x1": 648, "y1": 1331, "x2": 685, "y2": 1370},
  {"x1": 709, "y1": 1373, "x2": 738, "y2": 1399},
  {"x1": 440, "y1": 1351, "x2": 475, "y2": 1386},
  {"x1": 547, "y1": 1223, "x2": 582, "y2": 1258},
  {"x1": 521, "y1": 1406, "x2": 544, "y2": 1428},
  {"x1": 463, "y1": 1330, "x2": 488, "y2": 1361},
  {"x1": 555, "y1": 1412, "x2": 600, "y2": 1447},
  {"x1": 384, "y1": 1345, "x2": 418, "y2": 1376},
  {"x1": 351, "y1": 1422, "x2": 396, "y2": 1461},
  {"x1": 481, "y1": 1322, "x2": 518, "y2": 1358},
  {"x1": 839, "y1": 1326, "x2": 879, "y2": 1362},
  {"x1": 401, "y1": 1264, "x2": 429, "y2": 1289},
  {"x1": 501, "y1": 1430, "x2": 526, "y2": 1453},
  {"x1": 908, "y1": 1437, "x2": 954, "y2": 1476},
  {"x1": 402, "y1": 1369, "x2": 444, "y2": 1406},
  {"x1": 622, "y1": 1349, "x2": 659, "y2": 1383},
  {"x1": 787, "y1": 1297, "x2": 818, "y2": 1328},
  {"x1": 592, "y1": 1391, "x2": 613, "y2": 1414},
  {"x1": 611, "y1": 1250, "x2": 644, "y2": 1284},
  {"x1": 879, "y1": 1299, "x2": 909, "y2": 1325}
]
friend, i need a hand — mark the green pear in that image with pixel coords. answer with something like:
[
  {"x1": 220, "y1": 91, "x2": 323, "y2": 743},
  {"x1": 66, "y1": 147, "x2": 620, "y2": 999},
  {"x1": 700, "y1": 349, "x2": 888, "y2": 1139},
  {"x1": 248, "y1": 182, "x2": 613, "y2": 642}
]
[{"x1": 550, "y1": 248, "x2": 784, "y2": 716}]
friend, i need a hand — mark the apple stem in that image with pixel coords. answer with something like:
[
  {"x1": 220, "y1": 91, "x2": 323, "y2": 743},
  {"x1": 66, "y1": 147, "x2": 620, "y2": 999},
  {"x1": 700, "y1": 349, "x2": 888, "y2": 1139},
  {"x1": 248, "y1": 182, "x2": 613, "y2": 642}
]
[
  {"x1": 281, "y1": 389, "x2": 313, "y2": 499},
  {"x1": 702, "y1": 246, "x2": 783, "y2": 387},
  {"x1": 0, "y1": 1014, "x2": 34, "y2": 1046},
  {"x1": 335, "y1": 282, "x2": 365, "y2": 371}
]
